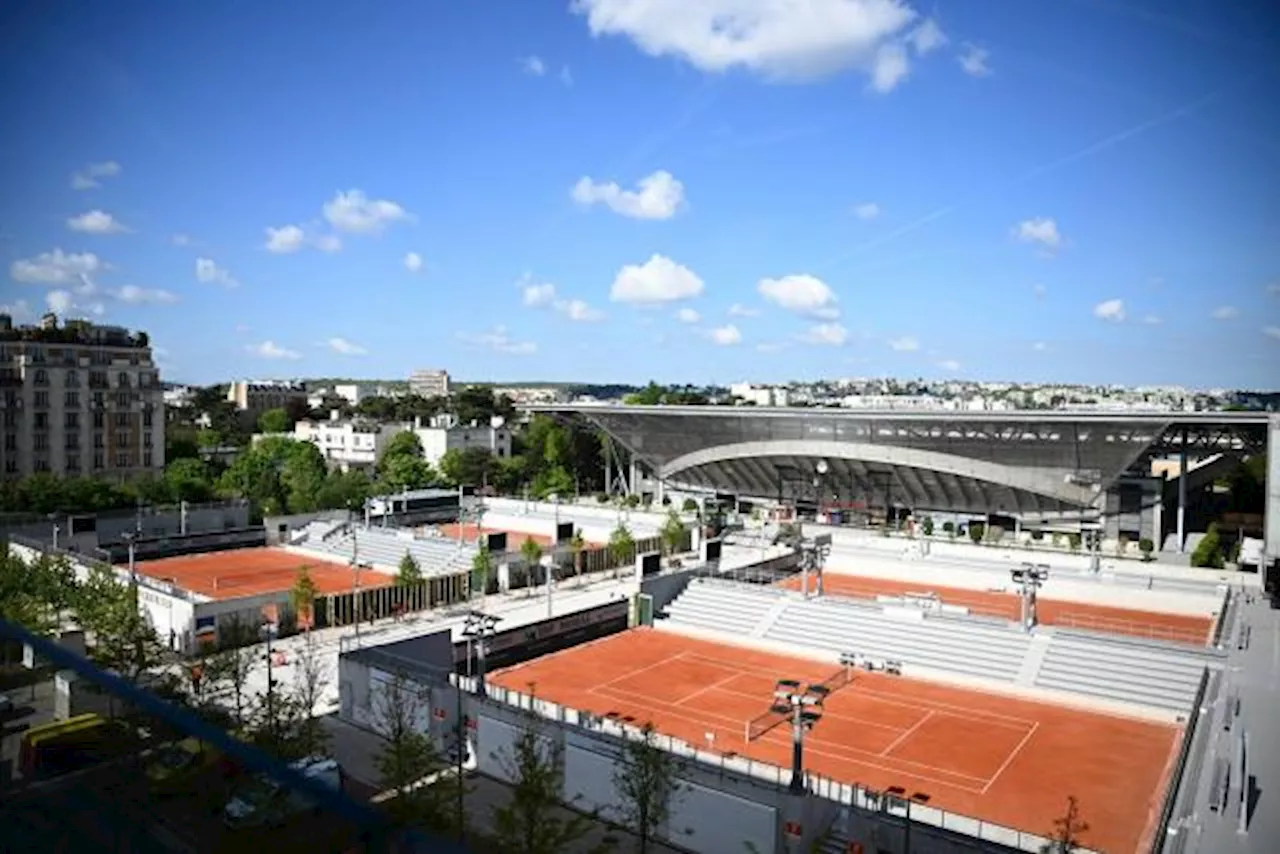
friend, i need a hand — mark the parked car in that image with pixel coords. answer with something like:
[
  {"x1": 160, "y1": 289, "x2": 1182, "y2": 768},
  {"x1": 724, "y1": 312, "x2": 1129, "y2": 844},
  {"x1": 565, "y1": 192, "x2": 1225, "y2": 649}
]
[
  {"x1": 145, "y1": 737, "x2": 224, "y2": 794},
  {"x1": 222, "y1": 755, "x2": 341, "y2": 829},
  {"x1": 0, "y1": 693, "x2": 13, "y2": 716}
]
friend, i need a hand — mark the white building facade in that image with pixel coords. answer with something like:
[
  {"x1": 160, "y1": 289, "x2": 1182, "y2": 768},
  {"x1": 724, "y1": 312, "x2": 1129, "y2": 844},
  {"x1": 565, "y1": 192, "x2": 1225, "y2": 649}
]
[{"x1": 0, "y1": 314, "x2": 165, "y2": 481}]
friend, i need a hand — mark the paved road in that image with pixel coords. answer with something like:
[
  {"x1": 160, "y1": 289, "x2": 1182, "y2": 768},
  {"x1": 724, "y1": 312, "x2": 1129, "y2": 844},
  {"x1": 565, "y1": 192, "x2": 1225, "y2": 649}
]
[
  {"x1": 1177, "y1": 594, "x2": 1279, "y2": 853},
  {"x1": 0, "y1": 675, "x2": 56, "y2": 784}
]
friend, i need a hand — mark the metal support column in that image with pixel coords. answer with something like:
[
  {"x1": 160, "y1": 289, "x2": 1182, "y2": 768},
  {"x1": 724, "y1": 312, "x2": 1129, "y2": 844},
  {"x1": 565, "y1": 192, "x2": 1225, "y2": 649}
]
[{"x1": 1177, "y1": 427, "x2": 1189, "y2": 553}]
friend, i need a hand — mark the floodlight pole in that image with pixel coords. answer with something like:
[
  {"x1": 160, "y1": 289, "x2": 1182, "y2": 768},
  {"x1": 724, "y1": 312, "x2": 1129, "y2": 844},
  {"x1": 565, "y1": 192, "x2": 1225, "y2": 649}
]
[{"x1": 775, "y1": 680, "x2": 824, "y2": 794}]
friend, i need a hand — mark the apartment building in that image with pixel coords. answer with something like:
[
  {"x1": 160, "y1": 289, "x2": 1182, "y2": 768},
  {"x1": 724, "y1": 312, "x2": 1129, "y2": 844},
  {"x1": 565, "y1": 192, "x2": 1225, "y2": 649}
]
[
  {"x1": 288, "y1": 412, "x2": 511, "y2": 472},
  {"x1": 0, "y1": 313, "x2": 164, "y2": 480},
  {"x1": 408, "y1": 368, "x2": 450, "y2": 398},
  {"x1": 226, "y1": 379, "x2": 307, "y2": 423}
]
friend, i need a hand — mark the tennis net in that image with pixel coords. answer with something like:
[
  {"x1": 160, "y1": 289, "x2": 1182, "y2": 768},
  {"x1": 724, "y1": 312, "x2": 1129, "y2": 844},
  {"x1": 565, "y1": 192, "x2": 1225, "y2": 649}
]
[{"x1": 742, "y1": 666, "x2": 852, "y2": 742}]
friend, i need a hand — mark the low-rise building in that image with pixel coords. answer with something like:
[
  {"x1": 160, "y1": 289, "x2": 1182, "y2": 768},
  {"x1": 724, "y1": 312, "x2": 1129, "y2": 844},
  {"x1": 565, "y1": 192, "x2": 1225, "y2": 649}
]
[
  {"x1": 226, "y1": 379, "x2": 307, "y2": 422},
  {"x1": 408, "y1": 368, "x2": 450, "y2": 398}
]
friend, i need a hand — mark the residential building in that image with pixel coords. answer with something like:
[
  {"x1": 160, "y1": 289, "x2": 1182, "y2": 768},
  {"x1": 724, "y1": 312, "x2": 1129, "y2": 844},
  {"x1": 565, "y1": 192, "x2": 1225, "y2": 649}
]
[
  {"x1": 226, "y1": 379, "x2": 307, "y2": 422},
  {"x1": 292, "y1": 416, "x2": 402, "y2": 472},
  {"x1": 415, "y1": 417, "x2": 511, "y2": 467},
  {"x1": 0, "y1": 313, "x2": 164, "y2": 480},
  {"x1": 730, "y1": 383, "x2": 789, "y2": 407},
  {"x1": 408, "y1": 369, "x2": 450, "y2": 398},
  {"x1": 306, "y1": 383, "x2": 380, "y2": 409},
  {"x1": 492, "y1": 385, "x2": 561, "y2": 405}
]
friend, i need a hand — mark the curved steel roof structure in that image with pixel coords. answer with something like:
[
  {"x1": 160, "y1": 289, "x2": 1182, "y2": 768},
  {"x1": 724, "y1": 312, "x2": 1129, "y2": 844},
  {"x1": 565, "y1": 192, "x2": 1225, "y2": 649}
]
[{"x1": 526, "y1": 404, "x2": 1270, "y2": 517}]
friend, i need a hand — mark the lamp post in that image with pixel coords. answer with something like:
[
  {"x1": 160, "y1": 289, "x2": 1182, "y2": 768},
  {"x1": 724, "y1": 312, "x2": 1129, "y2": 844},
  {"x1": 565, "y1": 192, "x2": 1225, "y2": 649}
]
[
  {"x1": 1011, "y1": 563, "x2": 1050, "y2": 631},
  {"x1": 462, "y1": 611, "x2": 501, "y2": 699},
  {"x1": 540, "y1": 554, "x2": 556, "y2": 619},
  {"x1": 884, "y1": 786, "x2": 931, "y2": 853},
  {"x1": 352, "y1": 560, "x2": 372, "y2": 647},
  {"x1": 771, "y1": 678, "x2": 828, "y2": 794}
]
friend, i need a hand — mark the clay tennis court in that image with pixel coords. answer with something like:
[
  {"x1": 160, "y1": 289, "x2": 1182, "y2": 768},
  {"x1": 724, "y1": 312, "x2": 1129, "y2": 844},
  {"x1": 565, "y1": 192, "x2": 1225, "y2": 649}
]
[
  {"x1": 493, "y1": 628, "x2": 1180, "y2": 854},
  {"x1": 779, "y1": 572, "x2": 1214, "y2": 644},
  {"x1": 128, "y1": 547, "x2": 392, "y2": 600},
  {"x1": 435, "y1": 522, "x2": 602, "y2": 549}
]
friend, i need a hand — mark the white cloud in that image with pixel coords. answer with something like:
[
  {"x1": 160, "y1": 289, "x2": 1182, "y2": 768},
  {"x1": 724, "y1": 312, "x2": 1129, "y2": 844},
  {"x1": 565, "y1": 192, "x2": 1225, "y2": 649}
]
[
  {"x1": 67, "y1": 210, "x2": 129, "y2": 234},
  {"x1": 610, "y1": 254, "x2": 705, "y2": 304},
  {"x1": 870, "y1": 42, "x2": 909, "y2": 93},
  {"x1": 853, "y1": 202, "x2": 880, "y2": 220},
  {"x1": 404, "y1": 252, "x2": 424, "y2": 273},
  {"x1": 70, "y1": 160, "x2": 121, "y2": 190},
  {"x1": 1210, "y1": 305, "x2": 1238, "y2": 320},
  {"x1": 1141, "y1": 314, "x2": 1163, "y2": 325},
  {"x1": 572, "y1": 170, "x2": 685, "y2": 220},
  {"x1": 1093, "y1": 298, "x2": 1125, "y2": 322},
  {"x1": 0, "y1": 299, "x2": 34, "y2": 322},
  {"x1": 521, "y1": 55, "x2": 547, "y2": 76},
  {"x1": 520, "y1": 275, "x2": 558, "y2": 307},
  {"x1": 264, "y1": 225, "x2": 306, "y2": 254},
  {"x1": 560, "y1": 65, "x2": 574, "y2": 85},
  {"x1": 171, "y1": 233, "x2": 195, "y2": 247},
  {"x1": 676, "y1": 307, "x2": 701, "y2": 323},
  {"x1": 312, "y1": 233, "x2": 342, "y2": 253},
  {"x1": 234, "y1": 323, "x2": 251, "y2": 334},
  {"x1": 757, "y1": 274, "x2": 839, "y2": 318},
  {"x1": 195, "y1": 257, "x2": 239, "y2": 288},
  {"x1": 937, "y1": 359, "x2": 961, "y2": 372},
  {"x1": 1032, "y1": 341, "x2": 1047, "y2": 352},
  {"x1": 958, "y1": 42, "x2": 991, "y2": 77},
  {"x1": 571, "y1": 0, "x2": 923, "y2": 84},
  {"x1": 327, "y1": 337, "x2": 368, "y2": 356},
  {"x1": 113, "y1": 285, "x2": 177, "y2": 304},
  {"x1": 707, "y1": 324, "x2": 742, "y2": 346},
  {"x1": 1013, "y1": 217, "x2": 1062, "y2": 250},
  {"x1": 1264, "y1": 326, "x2": 1280, "y2": 341},
  {"x1": 1033, "y1": 283, "x2": 1047, "y2": 299},
  {"x1": 728, "y1": 303, "x2": 760, "y2": 317},
  {"x1": 457, "y1": 325, "x2": 537, "y2": 355},
  {"x1": 555, "y1": 298, "x2": 605, "y2": 322},
  {"x1": 800, "y1": 322, "x2": 848, "y2": 346},
  {"x1": 247, "y1": 340, "x2": 301, "y2": 360},
  {"x1": 908, "y1": 18, "x2": 946, "y2": 54},
  {"x1": 10, "y1": 249, "x2": 102, "y2": 285},
  {"x1": 322, "y1": 189, "x2": 411, "y2": 234},
  {"x1": 755, "y1": 341, "x2": 787, "y2": 353},
  {"x1": 45, "y1": 288, "x2": 105, "y2": 318},
  {"x1": 888, "y1": 335, "x2": 919, "y2": 352}
]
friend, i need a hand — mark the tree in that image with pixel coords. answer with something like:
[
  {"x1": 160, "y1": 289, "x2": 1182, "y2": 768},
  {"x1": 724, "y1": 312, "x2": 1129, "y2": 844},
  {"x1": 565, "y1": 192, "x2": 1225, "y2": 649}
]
[
  {"x1": 1138, "y1": 537, "x2": 1154, "y2": 561},
  {"x1": 569, "y1": 531, "x2": 586, "y2": 578},
  {"x1": 1191, "y1": 522, "x2": 1225, "y2": 569},
  {"x1": 1041, "y1": 796, "x2": 1090, "y2": 853},
  {"x1": 398, "y1": 551, "x2": 424, "y2": 586},
  {"x1": 612, "y1": 723, "x2": 684, "y2": 854},
  {"x1": 681, "y1": 498, "x2": 698, "y2": 513},
  {"x1": 290, "y1": 565, "x2": 318, "y2": 620},
  {"x1": 608, "y1": 524, "x2": 636, "y2": 568},
  {"x1": 659, "y1": 510, "x2": 687, "y2": 557},
  {"x1": 258, "y1": 407, "x2": 293, "y2": 434},
  {"x1": 471, "y1": 543, "x2": 494, "y2": 600},
  {"x1": 440, "y1": 447, "x2": 495, "y2": 488},
  {"x1": 290, "y1": 631, "x2": 331, "y2": 759},
  {"x1": 491, "y1": 708, "x2": 603, "y2": 854},
  {"x1": 520, "y1": 537, "x2": 544, "y2": 573},
  {"x1": 163, "y1": 457, "x2": 216, "y2": 503},
  {"x1": 206, "y1": 615, "x2": 259, "y2": 726},
  {"x1": 76, "y1": 567, "x2": 167, "y2": 691},
  {"x1": 373, "y1": 669, "x2": 456, "y2": 832},
  {"x1": 922, "y1": 516, "x2": 934, "y2": 536}
]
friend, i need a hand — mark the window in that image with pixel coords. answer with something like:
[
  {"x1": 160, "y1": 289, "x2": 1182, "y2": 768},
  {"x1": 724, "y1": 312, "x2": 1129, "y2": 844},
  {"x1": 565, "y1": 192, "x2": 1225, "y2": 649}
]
[
  {"x1": 115, "y1": 431, "x2": 130, "y2": 448},
  {"x1": 115, "y1": 452, "x2": 130, "y2": 468},
  {"x1": 34, "y1": 458, "x2": 50, "y2": 472},
  {"x1": 33, "y1": 412, "x2": 48, "y2": 429},
  {"x1": 4, "y1": 458, "x2": 16, "y2": 474},
  {"x1": 67, "y1": 369, "x2": 80, "y2": 386},
  {"x1": 65, "y1": 391, "x2": 80, "y2": 407},
  {"x1": 34, "y1": 433, "x2": 48, "y2": 451},
  {"x1": 93, "y1": 412, "x2": 104, "y2": 428},
  {"x1": 3, "y1": 433, "x2": 15, "y2": 451},
  {"x1": 66, "y1": 455, "x2": 81, "y2": 472},
  {"x1": 143, "y1": 409, "x2": 153, "y2": 427},
  {"x1": 117, "y1": 372, "x2": 130, "y2": 388},
  {"x1": 64, "y1": 412, "x2": 79, "y2": 429},
  {"x1": 143, "y1": 451, "x2": 153, "y2": 468},
  {"x1": 34, "y1": 391, "x2": 49, "y2": 408},
  {"x1": 114, "y1": 412, "x2": 129, "y2": 428},
  {"x1": 64, "y1": 432, "x2": 79, "y2": 449},
  {"x1": 34, "y1": 369, "x2": 49, "y2": 385},
  {"x1": 93, "y1": 432, "x2": 104, "y2": 449},
  {"x1": 143, "y1": 431, "x2": 153, "y2": 448},
  {"x1": 93, "y1": 453, "x2": 104, "y2": 470},
  {"x1": 115, "y1": 392, "x2": 129, "y2": 407}
]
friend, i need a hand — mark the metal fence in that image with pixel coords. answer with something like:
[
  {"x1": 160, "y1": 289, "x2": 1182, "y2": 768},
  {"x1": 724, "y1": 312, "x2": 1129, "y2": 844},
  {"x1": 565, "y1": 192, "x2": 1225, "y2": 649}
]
[{"x1": 1149, "y1": 666, "x2": 1215, "y2": 853}]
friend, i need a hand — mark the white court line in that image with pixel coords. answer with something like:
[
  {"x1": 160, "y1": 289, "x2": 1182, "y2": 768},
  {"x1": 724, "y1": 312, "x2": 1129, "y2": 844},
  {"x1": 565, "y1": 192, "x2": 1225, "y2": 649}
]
[
  {"x1": 597, "y1": 651, "x2": 688, "y2": 690},
  {"x1": 681, "y1": 652, "x2": 1036, "y2": 729},
  {"x1": 673, "y1": 672, "x2": 744, "y2": 706},
  {"x1": 877, "y1": 709, "x2": 935, "y2": 757},
  {"x1": 980, "y1": 721, "x2": 1040, "y2": 794},
  {"x1": 592, "y1": 682, "x2": 989, "y2": 788}
]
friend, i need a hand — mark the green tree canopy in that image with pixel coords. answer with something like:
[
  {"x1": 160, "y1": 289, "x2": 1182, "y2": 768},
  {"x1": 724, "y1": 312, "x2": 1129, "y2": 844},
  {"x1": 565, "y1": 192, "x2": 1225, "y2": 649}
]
[
  {"x1": 439, "y1": 447, "x2": 495, "y2": 488},
  {"x1": 396, "y1": 551, "x2": 423, "y2": 586},
  {"x1": 258, "y1": 407, "x2": 293, "y2": 434}
]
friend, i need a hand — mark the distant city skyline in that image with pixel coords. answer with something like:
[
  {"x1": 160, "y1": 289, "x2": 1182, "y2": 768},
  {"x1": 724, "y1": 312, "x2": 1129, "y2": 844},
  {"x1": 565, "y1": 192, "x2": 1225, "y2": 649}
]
[{"x1": 3, "y1": 1, "x2": 1278, "y2": 389}]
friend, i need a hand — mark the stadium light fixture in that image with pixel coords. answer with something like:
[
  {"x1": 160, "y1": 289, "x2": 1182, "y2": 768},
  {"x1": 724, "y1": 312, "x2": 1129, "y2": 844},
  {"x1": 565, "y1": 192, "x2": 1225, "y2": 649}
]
[
  {"x1": 1010, "y1": 563, "x2": 1050, "y2": 631},
  {"x1": 772, "y1": 678, "x2": 827, "y2": 794},
  {"x1": 462, "y1": 611, "x2": 502, "y2": 698}
]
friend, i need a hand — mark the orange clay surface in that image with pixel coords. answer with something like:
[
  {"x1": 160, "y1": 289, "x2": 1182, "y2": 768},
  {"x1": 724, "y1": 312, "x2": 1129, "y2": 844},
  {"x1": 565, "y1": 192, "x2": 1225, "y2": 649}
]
[
  {"x1": 435, "y1": 522, "x2": 602, "y2": 548},
  {"x1": 493, "y1": 629, "x2": 1180, "y2": 854},
  {"x1": 128, "y1": 547, "x2": 392, "y2": 600},
  {"x1": 780, "y1": 572, "x2": 1214, "y2": 645}
]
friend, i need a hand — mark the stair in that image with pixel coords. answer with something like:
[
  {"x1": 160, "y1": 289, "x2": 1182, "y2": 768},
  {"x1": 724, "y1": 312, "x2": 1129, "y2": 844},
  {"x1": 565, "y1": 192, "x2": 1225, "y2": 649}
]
[{"x1": 1016, "y1": 630, "x2": 1054, "y2": 685}]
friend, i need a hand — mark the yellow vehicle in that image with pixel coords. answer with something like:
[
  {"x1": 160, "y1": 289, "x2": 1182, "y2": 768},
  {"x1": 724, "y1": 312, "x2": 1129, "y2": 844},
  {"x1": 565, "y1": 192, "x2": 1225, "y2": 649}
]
[
  {"x1": 145, "y1": 737, "x2": 224, "y2": 793},
  {"x1": 19, "y1": 713, "x2": 107, "y2": 777}
]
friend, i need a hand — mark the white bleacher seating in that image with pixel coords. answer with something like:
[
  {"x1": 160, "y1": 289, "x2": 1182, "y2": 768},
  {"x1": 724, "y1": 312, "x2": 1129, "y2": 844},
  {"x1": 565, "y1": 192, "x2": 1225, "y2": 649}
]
[
  {"x1": 661, "y1": 578, "x2": 785, "y2": 637},
  {"x1": 301, "y1": 524, "x2": 477, "y2": 576},
  {"x1": 1033, "y1": 634, "x2": 1204, "y2": 713}
]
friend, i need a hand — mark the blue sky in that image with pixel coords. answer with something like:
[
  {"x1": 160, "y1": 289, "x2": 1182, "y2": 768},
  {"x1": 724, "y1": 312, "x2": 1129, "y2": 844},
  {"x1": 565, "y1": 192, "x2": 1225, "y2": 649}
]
[{"x1": 2, "y1": 0, "x2": 1278, "y2": 389}]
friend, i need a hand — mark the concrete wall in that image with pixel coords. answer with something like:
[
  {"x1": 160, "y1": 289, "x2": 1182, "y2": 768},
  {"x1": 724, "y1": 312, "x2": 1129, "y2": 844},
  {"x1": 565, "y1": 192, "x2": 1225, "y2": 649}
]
[
  {"x1": 263, "y1": 509, "x2": 350, "y2": 545},
  {"x1": 1267, "y1": 415, "x2": 1279, "y2": 567}
]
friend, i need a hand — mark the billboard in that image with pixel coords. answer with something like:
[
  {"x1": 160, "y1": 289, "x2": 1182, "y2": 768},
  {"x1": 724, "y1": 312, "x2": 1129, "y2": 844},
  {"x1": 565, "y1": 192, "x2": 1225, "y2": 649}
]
[
  {"x1": 485, "y1": 532, "x2": 508, "y2": 554},
  {"x1": 640, "y1": 551, "x2": 661, "y2": 577},
  {"x1": 555, "y1": 522, "x2": 574, "y2": 544},
  {"x1": 703, "y1": 539, "x2": 722, "y2": 563}
]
